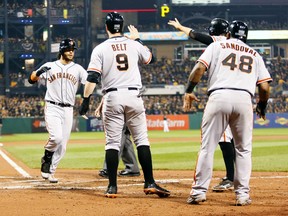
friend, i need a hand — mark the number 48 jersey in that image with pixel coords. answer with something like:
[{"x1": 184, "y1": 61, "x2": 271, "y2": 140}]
[
  {"x1": 87, "y1": 36, "x2": 152, "y2": 91},
  {"x1": 198, "y1": 38, "x2": 272, "y2": 96}
]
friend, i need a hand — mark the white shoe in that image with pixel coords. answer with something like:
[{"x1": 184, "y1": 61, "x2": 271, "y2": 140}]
[
  {"x1": 187, "y1": 193, "x2": 206, "y2": 204},
  {"x1": 236, "y1": 196, "x2": 251, "y2": 206},
  {"x1": 41, "y1": 172, "x2": 49, "y2": 179},
  {"x1": 48, "y1": 174, "x2": 58, "y2": 183}
]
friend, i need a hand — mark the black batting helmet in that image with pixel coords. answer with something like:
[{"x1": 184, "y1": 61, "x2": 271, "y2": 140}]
[
  {"x1": 208, "y1": 18, "x2": 229, "y2": 36},
  {"x1": 105, "y1": 12, "x2": 124, "y2": 34},
  {"x1": 229, "y1": 20, "x2": 248, "y2": 43},
  {"x1": 59, "y1": 38, "x2": 77, "y2": 54}
]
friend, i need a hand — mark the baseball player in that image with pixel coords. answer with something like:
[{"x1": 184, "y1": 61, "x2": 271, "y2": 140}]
[
  {"x1": 28, "y1": 38, "x2": 87, "y2": 183},
  {"x1": 163, "y1": 115, "x2": 170, "y2": 132},
  {"x1": 183, "y1": 21, "x2": 272, "y2": 206},
  {"x1": 79, "y1": 12, "x2": 170, "y2": 198},
  {"x1": 168, "y1": 18, "x2": 235, "y2": 191},
  {"x1": 95, "y1": 99, "x2": 140, "y2": 178}
]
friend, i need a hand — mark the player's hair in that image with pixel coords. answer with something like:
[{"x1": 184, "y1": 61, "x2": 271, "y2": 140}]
[
  {"x1": 208, "y1": 18, "x2": 229, "y2": 36},
  {"x1": 105, "y1": 12, "x2": 124, "y2": 34},
  {"x1": 229, "y1": 20, "x2": 248, "y2": 43}
]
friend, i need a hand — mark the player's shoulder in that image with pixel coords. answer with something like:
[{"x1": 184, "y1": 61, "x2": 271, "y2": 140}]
[{"x1": 211, "y1": 35, "x2": 227, "y2": 42}]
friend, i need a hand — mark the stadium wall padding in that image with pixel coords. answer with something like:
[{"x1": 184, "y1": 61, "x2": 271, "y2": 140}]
[{"x1": 1, "y1": 113, "x2": 287, "y2": 134}]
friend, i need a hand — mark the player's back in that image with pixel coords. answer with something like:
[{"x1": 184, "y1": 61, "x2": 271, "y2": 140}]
[
  {"x1": 199, "y1": 38, "x2": 265, "y2": 96},
  {"x1": 93, "y1": 36, "x2": 146, "y2": 90}
]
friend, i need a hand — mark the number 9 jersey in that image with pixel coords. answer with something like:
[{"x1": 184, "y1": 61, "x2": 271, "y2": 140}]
[
  {"x1": 197, "y1": 38, "x2": 272, "y2": 97},
  {"x1": 87, "y1": 36, "x2": 153, "y2": 91}
]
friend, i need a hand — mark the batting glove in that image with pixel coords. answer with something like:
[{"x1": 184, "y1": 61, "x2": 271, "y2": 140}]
[
  {"x1": 79, "y1": 96, "x2": 91, "y2": 115},
  {"x1": 36, "y1": 66, "x2": 51, "y2": 76},
  {"x1": 256, "y1": 101, "x2": 267, "y2": 119}
]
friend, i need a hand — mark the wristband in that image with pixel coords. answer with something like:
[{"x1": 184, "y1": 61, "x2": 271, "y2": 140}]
[
  {"x1": 135, "y1": 38, "x2": 144, "y2": 45},
  {"x1": 185, "y1": 82, "x2": 198, "y2": 93}
]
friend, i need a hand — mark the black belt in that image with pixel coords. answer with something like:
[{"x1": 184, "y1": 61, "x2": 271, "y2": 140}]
[
  {"x1": 105, "y1": 87, "x2": 138, "y2": 93},
  {"x1": 46, "y1": 100, "x2": 73, "y2": 107}
]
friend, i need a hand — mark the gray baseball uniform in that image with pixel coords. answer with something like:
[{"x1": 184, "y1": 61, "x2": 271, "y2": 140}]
[
  {"x1": 87, "y1": 36, "x2": 151, "y2": 151},
  {"x1": 38, "y1": 60, "x2": 87, "y2": 175},
  {"x1": 189, "y1": 38, "x2": 272, "y2": 201},
  {"x1": 81, "y1": 20, "x2": 170, "y2": 197}
]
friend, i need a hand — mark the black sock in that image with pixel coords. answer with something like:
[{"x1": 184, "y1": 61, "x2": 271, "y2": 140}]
[
  {"x1": 137, "y1": 146, "x2": 154, "y2": 184},
  {"x1": 106, "y1": 149, "x2": 119, "y2": 187},
  {"x1": 219, "y1": 141, "x2": 235, "y2": 181},
  {"x1": 43, "y1": 149, "x2": 54, "y2": 163}
]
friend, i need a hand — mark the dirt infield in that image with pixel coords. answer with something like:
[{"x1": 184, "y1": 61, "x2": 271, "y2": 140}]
[{"x1": 1, "y1": 149, "x2": 288, "y2": 216}]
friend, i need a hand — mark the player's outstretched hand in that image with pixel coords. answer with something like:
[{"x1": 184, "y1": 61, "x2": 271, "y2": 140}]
[
  {"x1": 256, "y1": 101, "x2": 267, "y2": 120},
  {"x1": 36, "y1": 66, "x2": 51, "y2": 76},
  {"x1": 126, "y1": 25, "x2": 140, "y2": 40},
  {"x1": 183, "y1": 93, "x2": 199, "y2": 112},
  {"x1": 79, "y1": 96, "x2": 91, "y2": 115},
  {"x1": 168, "y1": 18, "x2": 183, "y2": 30}
]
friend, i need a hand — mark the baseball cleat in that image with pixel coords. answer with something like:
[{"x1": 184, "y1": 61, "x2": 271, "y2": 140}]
[
  {"x1": 105, "y1": 186, "x2": 118, "y2": 198},
  {"x1": 235, "y1": 197, "x2": 252, "y2": 206},
  {"x1": 41, "y1": 172, "x2": 49, "y2": 179},
  {"x1": 118, "y1": 170, "x2": 140, "y2": 177},
  {"x1": 187, "y1": 193, "x2": 206, "y2": 204},
  {"x1": 212, "y1": 177, "x2": 234, "y2": 192},
  {"x1": 48, "y1": 174, "x2": 58, "y2": 183},
  {"x1": 98, "y1": 169, "x2": 108, "y2": 178},
  {"x1": 144, "y1": 182, "x2": 170, "y2": 198}
]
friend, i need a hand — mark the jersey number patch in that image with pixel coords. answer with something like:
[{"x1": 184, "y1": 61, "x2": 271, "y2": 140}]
[
  {"x1": 222, "y1": 53, "x2": 253, "y2": 73},
  {"x1": 116, "y1": 54, "x2": 129, "y2": 71}
]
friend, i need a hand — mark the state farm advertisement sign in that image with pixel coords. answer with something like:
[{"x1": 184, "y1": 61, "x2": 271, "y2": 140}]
[
  {"x1": 32, "y1": 118, "x2": 47, "y2": 132},
  {"x1": 146, "y1": 115, "x2": 189, "y2": 130}
]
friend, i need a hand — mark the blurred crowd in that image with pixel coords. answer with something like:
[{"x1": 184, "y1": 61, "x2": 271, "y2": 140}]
[
  {"x1": 0, "y1": 2, "x2": 83, "y2": 18},
  {"x1": 96, "y1": 19, "x2": 288, "y2": 35},
  {"x1": 137, "y1": 19, "x2": 288, "y2": 32},
  {"x1": 0, "y1": 57, "x2": 287, "y2": 117}
]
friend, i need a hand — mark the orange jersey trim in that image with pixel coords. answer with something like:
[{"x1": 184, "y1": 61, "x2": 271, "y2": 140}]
[
  {"x1": 144, "y1": 53, "x2": 153, "y2": 65},
  {"x1": 197, "y1": 59, "x2": 209, "y2": 68},
  {"x1": 257, "y1": 77, "x2": 272, "y2": 85},
  {"x1": 87, "y1": 68, "x2": 102, "y2": 73}
]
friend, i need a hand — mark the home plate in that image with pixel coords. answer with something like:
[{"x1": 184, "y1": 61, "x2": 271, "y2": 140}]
[{"x1": 0, "y1": 143, "x2": 3, "y2": 147}]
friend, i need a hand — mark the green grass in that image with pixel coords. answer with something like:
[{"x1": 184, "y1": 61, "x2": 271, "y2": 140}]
[{"x1": 1, "y1": 128, "x2": 287, "y2": 171}]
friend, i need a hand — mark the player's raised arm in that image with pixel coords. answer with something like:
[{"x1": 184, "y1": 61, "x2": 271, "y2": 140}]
[
  {"x1": 168, "y1": 18, "x2": 192, "y2": 36},
  {"x1": 125, "y1": 25, "x2": 140, "y2": 40},
  {"x1": 126, "y1": 25, "x2": 156, "y2": 64},
  {"x1": 168, "y1": 18, "x2": 229, "y2": 45}
]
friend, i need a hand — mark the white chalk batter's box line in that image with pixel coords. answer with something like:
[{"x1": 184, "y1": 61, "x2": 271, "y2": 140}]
[
  {"x1": 0, "y1": 176, "x2": 287, "y2": 190},
  {"x1": 1, "y1": 147, "x2": 288, "y2": 191}
]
